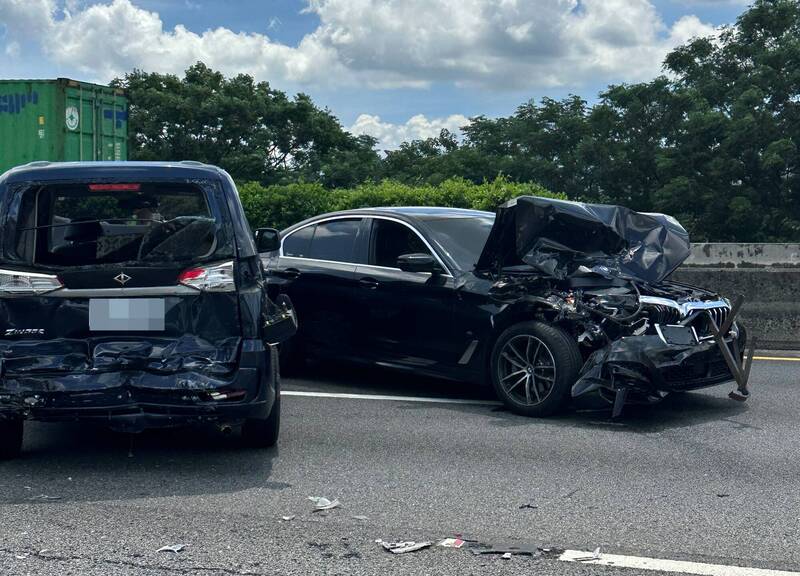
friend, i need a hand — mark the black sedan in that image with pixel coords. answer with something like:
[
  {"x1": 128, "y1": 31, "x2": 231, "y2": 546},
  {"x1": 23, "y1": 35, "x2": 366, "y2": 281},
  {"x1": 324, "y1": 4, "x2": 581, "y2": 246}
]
[{"x1": 262, "y1": 198, "x2": 748, "y2": 417}]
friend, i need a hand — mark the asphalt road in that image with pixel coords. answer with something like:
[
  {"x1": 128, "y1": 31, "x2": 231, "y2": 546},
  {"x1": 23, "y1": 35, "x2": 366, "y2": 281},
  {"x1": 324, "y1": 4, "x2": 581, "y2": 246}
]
[{"x1": 1, "y1": 358, "x2": 799, "y2": 575}]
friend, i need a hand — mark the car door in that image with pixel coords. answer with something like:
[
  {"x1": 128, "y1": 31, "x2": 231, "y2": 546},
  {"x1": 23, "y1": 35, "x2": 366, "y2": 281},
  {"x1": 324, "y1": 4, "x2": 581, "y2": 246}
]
[
  {"x1": 268, "y1": 217, "x2": 363, "y2": 358},
  {"x1": 353, "y1": 217, "x2": 460, "y2": 370}
]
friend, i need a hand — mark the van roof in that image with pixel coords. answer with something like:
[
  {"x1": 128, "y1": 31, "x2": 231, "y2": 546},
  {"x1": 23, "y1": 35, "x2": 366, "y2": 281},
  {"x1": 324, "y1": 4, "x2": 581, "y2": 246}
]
[{"x1": 0, "y1": 161, "x2": 225, "y2": 184}]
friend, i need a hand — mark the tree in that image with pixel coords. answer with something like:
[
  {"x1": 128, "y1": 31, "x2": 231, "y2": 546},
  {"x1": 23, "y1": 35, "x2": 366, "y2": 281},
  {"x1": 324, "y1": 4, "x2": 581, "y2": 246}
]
[{"x1": 113, "y1": 63, "x2": 380, "y2": 186}]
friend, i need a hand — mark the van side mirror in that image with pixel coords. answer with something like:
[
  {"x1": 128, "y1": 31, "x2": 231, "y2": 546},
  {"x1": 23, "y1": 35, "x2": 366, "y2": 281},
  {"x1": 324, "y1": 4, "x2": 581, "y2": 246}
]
[
  {"x1": 397, "y1": 253, "x2": 439, "y2": 273},
  {"x1": 255, "y1": 228, "x2": 280, "y2": 253}
]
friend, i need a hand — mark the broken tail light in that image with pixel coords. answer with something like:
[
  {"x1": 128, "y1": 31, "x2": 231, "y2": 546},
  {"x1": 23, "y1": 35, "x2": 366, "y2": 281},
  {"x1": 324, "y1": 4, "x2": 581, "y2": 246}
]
[
  {"x1": 178, "y1": 261, "x2": 235, "y2": 292},
  {"x1": 0, "y1": 268, "x2": 62, "y2": 296}
]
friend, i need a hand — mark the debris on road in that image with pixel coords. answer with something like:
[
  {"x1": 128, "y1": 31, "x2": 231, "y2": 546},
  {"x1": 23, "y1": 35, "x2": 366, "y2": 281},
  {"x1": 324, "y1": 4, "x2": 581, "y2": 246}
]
[
  {"x1": 351, "y1": 515, "x2": 369, "y2": 521},
  {"x1": 377, "y1": 540, "x2": 433, "y2": 554},
  {"x1": 501, "y1": 552, "x2": 512, "y2": 560},
  {"x1": 281, "y1": 515, "x2": 296, "y2": 521},
  {"x1": 28, "y1": 494, "x2": 62, "y2": 501},
  {"x1": 156, "y1": 544, "x2": 185, "y2": 554},
  {"x1": 438, "y1": 538, "x2": 466, "y2": 549},
  {"x1": 469, "y1": 542, "x2": 540, "y2": 557},
  {"x1": 308, "y1": 496, "x2": 341, "y2": 512},
  {"x1": 518, "y1": 503, "x2": 538, "y2": 510},
  {"x1": 716, "y1": 493, "x2": 730, "y2": 498}
]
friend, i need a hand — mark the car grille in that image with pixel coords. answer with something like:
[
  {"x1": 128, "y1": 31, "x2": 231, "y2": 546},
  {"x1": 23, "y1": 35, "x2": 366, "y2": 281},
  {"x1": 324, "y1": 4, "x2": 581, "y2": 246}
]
[
  {"x1": 640, "y1": 296, "x2": 731, "y2": 339},
  {"x1": 662, "y1": 356, "x2": 733, "y2": 388}
]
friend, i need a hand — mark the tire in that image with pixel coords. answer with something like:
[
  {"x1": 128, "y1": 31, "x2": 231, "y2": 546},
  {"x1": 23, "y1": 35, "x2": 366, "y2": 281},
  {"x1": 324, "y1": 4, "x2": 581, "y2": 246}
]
[
  {"x1": 242, "y1": 347, "x2": 280, "y2": 448},
  {"x1": 0, "y1": 418, "x2": 23, "y2": 460},
  {"x1": 490, "y1": 321, "x2": 582, "y2": 417}
]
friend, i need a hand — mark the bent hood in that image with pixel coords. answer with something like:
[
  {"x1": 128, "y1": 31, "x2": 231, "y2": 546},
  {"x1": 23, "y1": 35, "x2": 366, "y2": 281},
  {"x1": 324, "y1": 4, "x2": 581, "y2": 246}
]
[{"x1": 476, "y1": 196, "x2": 690, "y2": 283}]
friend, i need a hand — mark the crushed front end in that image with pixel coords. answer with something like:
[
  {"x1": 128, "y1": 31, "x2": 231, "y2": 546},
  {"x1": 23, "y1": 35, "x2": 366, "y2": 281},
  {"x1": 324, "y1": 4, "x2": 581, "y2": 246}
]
[{"x1": 479, "y1": 196, "x2": 753, "y2": 416}]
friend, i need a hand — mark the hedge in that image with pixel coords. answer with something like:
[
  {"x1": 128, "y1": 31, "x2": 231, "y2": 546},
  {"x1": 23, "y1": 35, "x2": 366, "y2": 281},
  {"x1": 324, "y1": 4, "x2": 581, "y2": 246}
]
[{"x1": 237, "y1": 177, "x2": 564, "y2": 230}]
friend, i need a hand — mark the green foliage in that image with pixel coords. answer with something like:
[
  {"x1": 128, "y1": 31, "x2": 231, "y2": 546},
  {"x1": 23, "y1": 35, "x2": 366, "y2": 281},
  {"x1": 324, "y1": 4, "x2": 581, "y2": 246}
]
[
  {"x1": 112, "y1": 63, "x2": 381, "y2": 187},
  {"x1": 238, "y1": 177, "x2": 563, "y2": 230}
]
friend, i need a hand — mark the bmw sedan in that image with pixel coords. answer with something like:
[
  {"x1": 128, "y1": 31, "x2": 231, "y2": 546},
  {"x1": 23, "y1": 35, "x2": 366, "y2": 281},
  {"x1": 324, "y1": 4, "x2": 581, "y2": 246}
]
[{"x1": 262, "y1": 197, "x2": 749, "y2": 417}]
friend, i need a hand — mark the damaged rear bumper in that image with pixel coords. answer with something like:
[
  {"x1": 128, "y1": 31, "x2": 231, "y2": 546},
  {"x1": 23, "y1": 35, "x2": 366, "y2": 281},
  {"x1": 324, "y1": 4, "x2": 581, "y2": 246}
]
[
  {"x1": 0, "y1": 339, "x2": 276, "y2": 432},
  {"x1": 573, "y1": 332, "x2": 742, "y2": 399}
]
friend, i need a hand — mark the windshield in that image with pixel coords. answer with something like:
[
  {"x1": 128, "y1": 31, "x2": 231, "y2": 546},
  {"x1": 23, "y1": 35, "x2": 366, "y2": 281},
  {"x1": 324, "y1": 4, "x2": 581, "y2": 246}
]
[
  {"x1": 10, "y1": 182, "x2": 222, "y2": 267},
  {"x1": 419, "y1": 214, "x2": 495, "y2": 270}
]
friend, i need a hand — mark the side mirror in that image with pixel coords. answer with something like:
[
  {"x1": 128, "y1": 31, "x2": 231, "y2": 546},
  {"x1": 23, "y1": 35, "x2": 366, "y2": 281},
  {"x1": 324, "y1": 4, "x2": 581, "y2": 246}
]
[
  {"x1": 255, "y1": 228, "x2": 280, "y2": 253},
  {"x1": 397, "y1": 253, "x2": 439, "y2": 274}
]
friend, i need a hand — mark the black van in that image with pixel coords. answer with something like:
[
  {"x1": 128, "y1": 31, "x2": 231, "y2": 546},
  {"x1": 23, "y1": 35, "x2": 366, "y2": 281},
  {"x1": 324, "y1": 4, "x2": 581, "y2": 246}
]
[{"x1": 0, "y1": 161, "x2": 295, "y2": 458}]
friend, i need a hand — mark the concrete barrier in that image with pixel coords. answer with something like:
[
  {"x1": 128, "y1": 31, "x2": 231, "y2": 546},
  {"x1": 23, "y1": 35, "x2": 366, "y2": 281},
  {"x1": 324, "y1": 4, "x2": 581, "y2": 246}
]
[{"x1": 671, "y1": 244, "x2": 800, "y2": 350}]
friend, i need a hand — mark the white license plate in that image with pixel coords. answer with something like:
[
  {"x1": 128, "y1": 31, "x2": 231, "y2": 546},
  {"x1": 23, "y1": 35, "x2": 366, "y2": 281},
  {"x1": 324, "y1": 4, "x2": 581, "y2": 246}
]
[{"x1": 89, "y1": 299, "x2": 165, "y2": 331}]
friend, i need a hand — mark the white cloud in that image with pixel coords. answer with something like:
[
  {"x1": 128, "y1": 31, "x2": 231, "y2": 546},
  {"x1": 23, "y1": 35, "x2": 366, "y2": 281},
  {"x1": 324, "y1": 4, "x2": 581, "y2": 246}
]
[
  {"x1": 0, "y1": 0, "x2": 718, "y2": 91},
  {"x1": 349, "y1": 113, "x2": 470, "y2": 150}
]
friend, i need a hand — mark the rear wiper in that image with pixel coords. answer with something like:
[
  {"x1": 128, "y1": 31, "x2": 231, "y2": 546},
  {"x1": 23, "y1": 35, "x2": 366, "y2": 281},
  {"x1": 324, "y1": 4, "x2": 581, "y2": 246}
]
[{"x1": 19, "y1": 218, "x2": 162, "y2": 231}]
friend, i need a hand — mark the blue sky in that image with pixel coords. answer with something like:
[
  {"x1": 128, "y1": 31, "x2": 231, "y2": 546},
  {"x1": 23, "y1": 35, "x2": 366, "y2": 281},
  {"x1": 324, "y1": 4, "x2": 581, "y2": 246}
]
[{"x1": 0, "y1": 0, "x2": 751, "y2": 149}]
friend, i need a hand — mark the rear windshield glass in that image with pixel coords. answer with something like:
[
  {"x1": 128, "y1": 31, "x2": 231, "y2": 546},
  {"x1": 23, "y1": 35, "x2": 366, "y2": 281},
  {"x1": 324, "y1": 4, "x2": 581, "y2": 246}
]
[{"x1": 10, "y1": 182, "x2": 223, "y2": 267}]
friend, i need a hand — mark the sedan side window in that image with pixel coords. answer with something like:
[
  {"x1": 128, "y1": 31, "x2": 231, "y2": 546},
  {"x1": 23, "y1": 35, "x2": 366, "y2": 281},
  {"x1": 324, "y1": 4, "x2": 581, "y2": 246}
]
[
  {"x1": 371, "y1": 219, "x2": 432, "y2": 268},
  {"x1": 282, "y1": 225, "x2": 315, "y2": 258},
  {"x1": 307, "y1": 219, "x2": 361, "y2": 263}
]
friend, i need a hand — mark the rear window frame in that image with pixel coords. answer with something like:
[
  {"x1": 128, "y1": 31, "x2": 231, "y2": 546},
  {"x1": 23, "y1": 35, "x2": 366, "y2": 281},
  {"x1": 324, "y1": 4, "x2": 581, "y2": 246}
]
[{"x1": 0, "y1": 178, "x2": 236, "y2": 270}]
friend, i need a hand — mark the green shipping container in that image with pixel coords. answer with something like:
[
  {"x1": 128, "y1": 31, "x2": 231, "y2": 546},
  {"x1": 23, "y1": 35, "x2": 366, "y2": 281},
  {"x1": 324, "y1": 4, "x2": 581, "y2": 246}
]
[{"x1": 0, "y1": 78, "x2": 128, "y2": 174}]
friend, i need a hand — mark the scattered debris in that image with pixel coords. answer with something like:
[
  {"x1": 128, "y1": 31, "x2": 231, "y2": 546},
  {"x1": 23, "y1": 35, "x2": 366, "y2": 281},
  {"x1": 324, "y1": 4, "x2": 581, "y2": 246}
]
[
  {"x1": 518, "y1": 503, "x2": 538, "y2": 510},
  {"x1": 28, "y1": 494, "x2": 62, "y2": 501},
  {"x1": 281, "y1": 515, "x2": 296, "y2": 521},
  {"x1": 378, "y1": 540, "x2": 433, "y2": 554},
  {"x1": 501, "y1": 552, "x2": 513, "y2": 560},
  {"x1": 470, "y1": 542, "x2": 540, "y2": 557},
  {"x1": 156, "y1": 544, "x2": 185, "y2": 554},
  {"x1": 716, "y1": 493, "x2": 730, "y2": 498},
  {"x1": 309, "y1": 496, "x2": 341, "y2": 512},
  {"x1": 14, "y1": 554, "x2": 28, "y2": 560},
  {"x1": 438, "y1": 538, "x2": 466, "y2": 549},
  {"x1": 562, "y1": 488, "x2": 580, "y2": 499},
  {"x1": 351, "y1": 515, "x2": 369, "y2": 521}
]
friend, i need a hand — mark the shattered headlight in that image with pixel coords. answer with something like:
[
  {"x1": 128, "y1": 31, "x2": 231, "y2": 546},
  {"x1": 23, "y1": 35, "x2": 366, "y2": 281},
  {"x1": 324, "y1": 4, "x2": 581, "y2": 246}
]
[{"x1": 0, "y1": 268, "x2": 62, "y2": 296}]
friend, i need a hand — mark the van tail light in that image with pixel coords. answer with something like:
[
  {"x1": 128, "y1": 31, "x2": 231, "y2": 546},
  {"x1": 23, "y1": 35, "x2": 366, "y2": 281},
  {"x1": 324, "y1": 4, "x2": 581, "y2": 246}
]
[
  {"x1": 178, "y1": 261, "x2": 235, "y2": 292},
  {"x1": 0, "y1": 268, "x2": 62, "y2": 296}
]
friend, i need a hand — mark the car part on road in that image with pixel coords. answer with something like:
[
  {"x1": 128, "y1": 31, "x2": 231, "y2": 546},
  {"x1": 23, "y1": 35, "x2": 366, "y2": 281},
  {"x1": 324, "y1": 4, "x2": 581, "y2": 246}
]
[
  {"x1": 156, "y1": 544, "x2": 185, "y2": 553},
  {"x1": 378, "y1": 540, "x2": 433, "y2": 554},
  {"x1": 281, "y1": 515, "x2": 296, "y2": 521},
  {"x1": 438, "y1": 538, "x2": 466, "y2": 548},
  {"x1": 309, "y1": 496, "x2": 341, "y2": 512}
]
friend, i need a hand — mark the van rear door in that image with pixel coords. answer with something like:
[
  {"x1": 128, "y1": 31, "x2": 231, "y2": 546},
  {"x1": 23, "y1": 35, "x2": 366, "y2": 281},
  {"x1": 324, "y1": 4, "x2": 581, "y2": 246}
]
[{"x1": 0, "y1": 179, "x2": 242, "y2": 377}]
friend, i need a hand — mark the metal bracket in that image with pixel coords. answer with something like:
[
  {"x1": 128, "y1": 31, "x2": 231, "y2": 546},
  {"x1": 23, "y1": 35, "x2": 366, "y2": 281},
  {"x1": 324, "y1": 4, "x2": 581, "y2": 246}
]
[{"x1": 704, "y1": 295, "x2": 755, "y2": 402}]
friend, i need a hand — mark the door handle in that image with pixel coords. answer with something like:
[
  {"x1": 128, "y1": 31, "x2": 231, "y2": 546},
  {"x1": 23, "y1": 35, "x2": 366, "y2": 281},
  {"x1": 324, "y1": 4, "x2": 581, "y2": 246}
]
[
  {"x1": 277, "y1": 267, "x2": 301, "y2": 279},
  {"x1": 358, "y1": 277, "x2": 379, "y2": 289}
]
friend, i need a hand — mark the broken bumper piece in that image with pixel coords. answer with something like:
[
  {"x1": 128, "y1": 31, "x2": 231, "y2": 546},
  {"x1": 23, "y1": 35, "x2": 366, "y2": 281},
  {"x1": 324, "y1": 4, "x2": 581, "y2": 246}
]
[
  {"x1": 573, "y1": 333, "x2": 742, "y2": 400},
  {"x1": 0, "y1": 339, "x2": 275, "y2": 433}
]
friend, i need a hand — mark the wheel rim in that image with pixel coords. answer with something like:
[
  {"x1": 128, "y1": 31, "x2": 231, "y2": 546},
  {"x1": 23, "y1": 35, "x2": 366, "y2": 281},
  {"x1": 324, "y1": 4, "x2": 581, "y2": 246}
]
[{"x1": 498, "y1": 335, "x2": 557, "y2": 406}]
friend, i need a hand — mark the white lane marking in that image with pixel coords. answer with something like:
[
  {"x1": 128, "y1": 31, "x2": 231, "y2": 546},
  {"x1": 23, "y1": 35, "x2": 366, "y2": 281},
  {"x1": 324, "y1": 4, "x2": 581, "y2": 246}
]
[
  {"x1": 282, "y1": 390, "x2": 501, "y2": 406},
  {"x1": 560, "y1": 550, "x2": 800, "y2": 576}
]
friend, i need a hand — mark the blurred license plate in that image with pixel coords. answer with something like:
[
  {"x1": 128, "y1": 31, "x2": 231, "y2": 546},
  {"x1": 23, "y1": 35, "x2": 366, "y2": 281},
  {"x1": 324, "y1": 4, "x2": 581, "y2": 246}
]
[
  {"x1": 658, "y1": 324, "x2": 697, "y2": 346},
  {"x1": 89, "y1": 298, "x2": 165, "y2": 331}
]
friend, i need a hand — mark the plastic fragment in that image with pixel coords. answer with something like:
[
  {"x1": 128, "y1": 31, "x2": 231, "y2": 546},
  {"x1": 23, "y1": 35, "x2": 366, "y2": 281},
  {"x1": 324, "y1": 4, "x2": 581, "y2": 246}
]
[
  {"x1": 156, "y1": 544, "x2": 185, "y2": 553},
  {"x1": 281, "y1": 515, "x2": 295, "y2": 521},
  {"x1": 352, "y1": 515, "x2": 369, "y2": 521},
  {"x1": 14, "y1": 554, "x2": 27, "y2": 560},
  {"x1": 438, "y1": 538, "x2": 465, "y2": 548},
  {"x1": 518, "y1": 503, "x2": 538, "y2": 509},
  {"x1": 308, "y1": 496, "x2": 341, "y2": 512},
  {"x1": 379, "y1": 540, "x2": 433, "y2": 554},
  {"x1": 501, "y1": 552, "x2": 512, "y2": 560},
  {"x1": 29, "y1": 494, "x2": 62, "y2": 501}
]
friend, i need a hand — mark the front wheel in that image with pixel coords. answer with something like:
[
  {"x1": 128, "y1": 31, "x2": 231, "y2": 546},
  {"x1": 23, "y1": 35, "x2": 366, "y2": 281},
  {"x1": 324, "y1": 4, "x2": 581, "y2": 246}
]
[
  {"x1": 490, "y1": 321, "x2": 582, "y2": 417},
  {"x1": 0, "y1": 418, "x2": 23, "y2": 460}
]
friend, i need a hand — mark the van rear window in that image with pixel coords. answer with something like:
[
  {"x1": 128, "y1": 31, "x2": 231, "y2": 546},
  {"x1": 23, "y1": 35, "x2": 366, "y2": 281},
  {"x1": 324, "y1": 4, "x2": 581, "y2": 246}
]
[{"x1": 11, "y1": 182, "x2": 220, "y2": 267}]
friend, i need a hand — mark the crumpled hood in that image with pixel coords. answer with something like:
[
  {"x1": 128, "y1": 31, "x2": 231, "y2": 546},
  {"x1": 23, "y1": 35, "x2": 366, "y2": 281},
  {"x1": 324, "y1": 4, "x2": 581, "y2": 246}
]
[{"x1": 475, "y1": 196, "x2": 691, "y2": 283}]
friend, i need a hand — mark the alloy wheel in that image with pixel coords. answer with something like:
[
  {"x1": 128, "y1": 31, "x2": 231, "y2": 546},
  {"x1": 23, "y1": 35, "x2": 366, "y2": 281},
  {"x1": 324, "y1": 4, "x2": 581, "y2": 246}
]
[{"x1": 497, "y1": 335, "x2": 557, "y2": 406}]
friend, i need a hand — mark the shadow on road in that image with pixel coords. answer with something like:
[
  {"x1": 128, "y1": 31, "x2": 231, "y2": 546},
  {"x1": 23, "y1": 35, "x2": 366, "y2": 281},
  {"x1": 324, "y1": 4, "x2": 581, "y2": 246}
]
[
  {"x1": 0, "y1": 422, "x2": 284, "y2": 504},
  {"x1": 288, "y1": 360, "x2": 751, "y2": 434}
]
